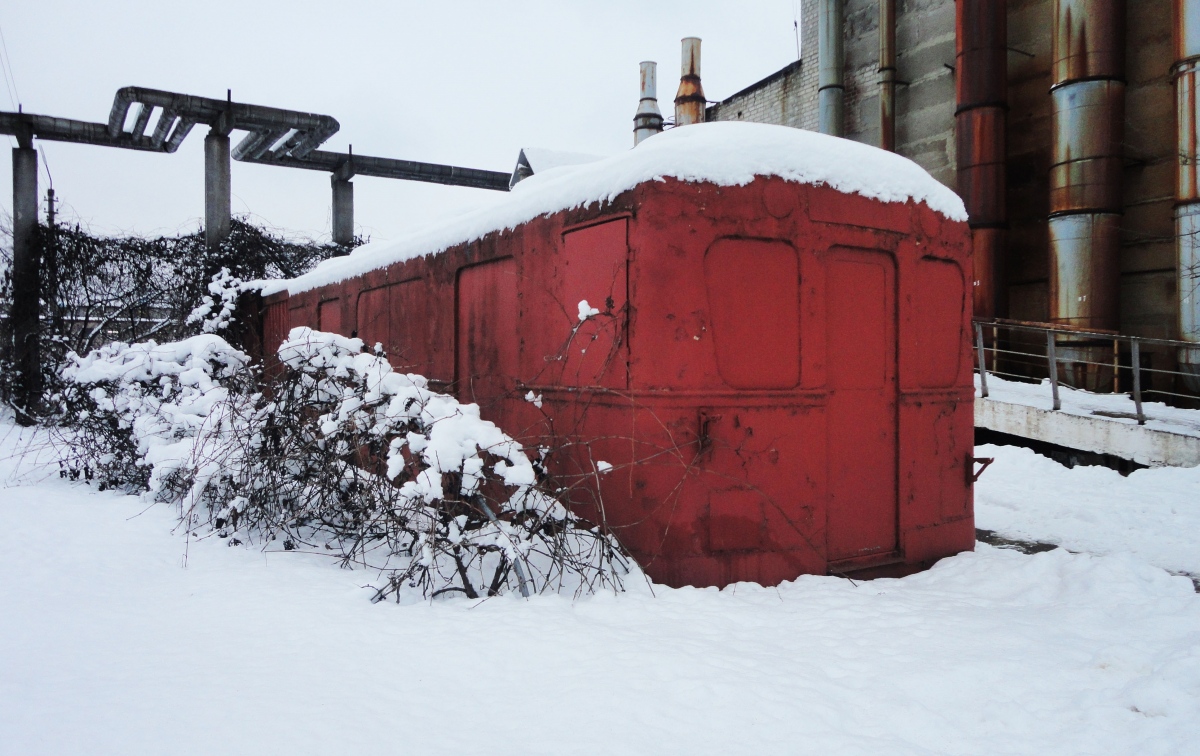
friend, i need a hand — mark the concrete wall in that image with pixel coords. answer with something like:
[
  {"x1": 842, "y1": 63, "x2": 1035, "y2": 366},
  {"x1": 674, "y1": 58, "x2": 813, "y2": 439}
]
[
  {"x1": 715, "y1": 0, "x2": 1180, "y2": 380},
  {"x1": 840, "y1": 0, "x2": 958, "y2": 188}
]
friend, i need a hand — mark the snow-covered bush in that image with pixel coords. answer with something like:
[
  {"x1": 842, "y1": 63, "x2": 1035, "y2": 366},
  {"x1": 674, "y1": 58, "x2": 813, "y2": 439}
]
[
  {"x1": 53, "y1": 335, "x2": 252, "y2": 492},
  {"x1": 185, "y1": 267, "x2": 249, "y2": 335},
  {"x1": 54, "y1": 327, "x2": 629, "y2": 600}
]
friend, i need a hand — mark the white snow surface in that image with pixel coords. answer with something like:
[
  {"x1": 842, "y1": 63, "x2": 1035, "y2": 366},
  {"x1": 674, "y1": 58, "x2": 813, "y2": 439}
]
[
  {"x1": 2, "y1": 423, "x2": 1199, "y2": 754},
  {"x1": 262, "y1": 122, "x2": 966, "y2": 297},
  {"x1": 976, "y1": 443, "x2": 1200, "y2": 576},
  {"x1": 518, "y1": 146, "x2": 605, "y2": 174}
]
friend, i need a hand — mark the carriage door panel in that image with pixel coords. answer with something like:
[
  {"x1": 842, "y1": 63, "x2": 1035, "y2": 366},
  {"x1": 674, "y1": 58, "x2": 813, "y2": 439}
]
[
  {"x1": 825, "y1": 248, "x2": 899, "y2": 563},
  {"x1": 704, "y1": 238, "x2": 801, "y2": 389},
  {"x1": 356, "y1": 287, "x2": 390, "y2": 355},
  {"x1": 389, "y1": 280, "x2": 435, "y2": 377},
  {"x1": 560, "y1": 219, "x2": 629, "y2": 388},
  {"x1": 317, "y1": 298, "x2": 343, "y2": 336},
  {"x1": 456, "y1": 258, "x2": 519, "y2": 422}
]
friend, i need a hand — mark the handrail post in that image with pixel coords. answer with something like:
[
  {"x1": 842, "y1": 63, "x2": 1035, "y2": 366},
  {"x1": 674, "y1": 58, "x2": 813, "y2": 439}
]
[
  {"x1": 991, "y1": 324, "x2": 998, "y2": 375},
  {"x1": 1112, "y1": 338, "x2": 1119, "y2": 393},
  {"x1": 975, "y1": 321, "x2": 989, "y2": 398},
  {"x1": 1046, "y1": 330, "x2": 1061, "y2": 410},
  {"x1": 1131, "y1": 338, "x2": 1145, "y2": 425}
]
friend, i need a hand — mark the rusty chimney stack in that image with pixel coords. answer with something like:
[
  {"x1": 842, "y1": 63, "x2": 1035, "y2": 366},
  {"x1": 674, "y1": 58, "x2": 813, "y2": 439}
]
[
  {"x1": 634, "y1": 61, "x2": 665, "y2": 145},
  {"x1": 674, "y1": 37, "x2": 706, "y2": 126}
]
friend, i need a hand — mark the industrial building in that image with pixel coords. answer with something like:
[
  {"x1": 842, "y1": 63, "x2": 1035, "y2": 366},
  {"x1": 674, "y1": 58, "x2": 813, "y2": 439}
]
[{"x1": 703, "y1": 0, "x2": 1200, "y2": 399}]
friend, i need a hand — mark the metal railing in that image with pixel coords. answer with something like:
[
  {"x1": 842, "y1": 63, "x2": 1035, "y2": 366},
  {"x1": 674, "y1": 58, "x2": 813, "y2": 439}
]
[{"x1": 972, "y1": 318, "x2": 1200, "y2": 426}]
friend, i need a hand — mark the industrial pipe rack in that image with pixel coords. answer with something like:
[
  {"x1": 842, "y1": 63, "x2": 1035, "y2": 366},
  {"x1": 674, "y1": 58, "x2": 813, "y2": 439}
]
[{"x1": 0, "y1": 85, "x2": 510, "y2": 422}]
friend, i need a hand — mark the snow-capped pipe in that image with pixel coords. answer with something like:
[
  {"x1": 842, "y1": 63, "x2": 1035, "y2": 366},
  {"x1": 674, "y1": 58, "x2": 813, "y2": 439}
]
[
  {"x1": 634, "y1": 61, "x2": 664, "y2": 145},
  {"x1": 674, "y1": 38, "x2": 706, "y2": 127}
]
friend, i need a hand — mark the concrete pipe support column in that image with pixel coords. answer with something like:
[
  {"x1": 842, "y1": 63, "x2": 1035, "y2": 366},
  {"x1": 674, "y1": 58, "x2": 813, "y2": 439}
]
[
  {"x1": 955, "y1": 0, "x2": 1008, "y2": 319},
  {"x1": 819, "y1": 0, "x2": 845, "y2": 136},
  {"x1": 1175, "y1": 0, "x2": 1200, "y2": 390},
  {"x1": 10, "y1": 146, "x2": 40, "y2": 422},
  {"x1": 204, "y1": 130, "x2": 231, "y2": 250},
  {"x1": 332, "y1": 176, "x2": 354, "y2": 249}
]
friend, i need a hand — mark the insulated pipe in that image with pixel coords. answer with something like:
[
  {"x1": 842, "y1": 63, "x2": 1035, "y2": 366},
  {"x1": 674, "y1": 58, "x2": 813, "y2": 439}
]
[
  {"x1": 819, "y1": 0, "x2": 845, "y2": 136},
  {"x1": 1176, "y1": 0, "x2": 1200, "y2": 389},
  {"x1": 1048, "y1": 0, "x2": 1124, "y2": 333},
  {"x1": 10, "y1": 146, "x2": 39, "y2": 422},
  {"x1": 674, "y1": 38, "x2": 706, "y2": 127},
  {"x1": 634, "y1": 61, "x2": 664, "y2": 145},
  {"x1": 249, "y1": 148, "x2": 511, "y2": 191},
  {"x1": 879, "y1": 0, "x2": 897, "y2": 151},
  {"x1": 955, "y1": 0, "x2": 1008, "y2": 318},
  {"x1": 108, "y1": 87, "x2": 340, "y2": 160}
]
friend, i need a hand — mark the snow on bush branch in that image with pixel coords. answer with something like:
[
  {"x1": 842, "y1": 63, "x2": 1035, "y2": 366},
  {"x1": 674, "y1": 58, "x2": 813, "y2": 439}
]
[
  {"x1": 186, "y1": 267, "x2": 250, "y2": 334},
  {"x1": 53, "y1": 327, "x2": 630, "y2": 600}
]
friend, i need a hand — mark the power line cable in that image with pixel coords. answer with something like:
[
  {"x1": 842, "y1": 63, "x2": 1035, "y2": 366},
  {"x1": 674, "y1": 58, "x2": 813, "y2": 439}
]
[
  {"x1": 0, "y1": 21, "x2": 21, "y2": 147},
  {"x1": 0, "y1": 21, "x2": 21, "y2": 109},
  {"x1": 39, "y1": 145, "x2": 53, "y2": 189}
]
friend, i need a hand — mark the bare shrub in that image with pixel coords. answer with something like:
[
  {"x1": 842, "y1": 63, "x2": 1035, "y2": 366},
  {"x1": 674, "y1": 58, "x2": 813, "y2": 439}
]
[{"x1": 52, "y1": 327, "x2": 631, "y2": 601}]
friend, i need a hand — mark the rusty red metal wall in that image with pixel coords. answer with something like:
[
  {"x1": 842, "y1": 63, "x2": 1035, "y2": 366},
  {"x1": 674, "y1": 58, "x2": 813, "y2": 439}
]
[{"x1": 261, "y1": 177, "x2": 974, "y2": 588}]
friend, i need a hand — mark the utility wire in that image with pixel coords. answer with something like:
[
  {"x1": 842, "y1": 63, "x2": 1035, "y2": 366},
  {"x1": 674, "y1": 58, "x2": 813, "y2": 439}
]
[
  {"x1": 0, "y1": 21, "x2": 21, "y2": 109},
  {"x1": 0, "y1": 21, "x2": 20, "y2": 147},
  {"x1": 39, "y1": 145, "x2": 53, "y2": 189}
]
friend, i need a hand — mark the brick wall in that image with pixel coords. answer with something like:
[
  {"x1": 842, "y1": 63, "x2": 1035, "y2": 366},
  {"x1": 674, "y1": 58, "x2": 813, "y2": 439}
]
[{"x1": 705, "y1": 2, "x2": 819, "y2": 129}]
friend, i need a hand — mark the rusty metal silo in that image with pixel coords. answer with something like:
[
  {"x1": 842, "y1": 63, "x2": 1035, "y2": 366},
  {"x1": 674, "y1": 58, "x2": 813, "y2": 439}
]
[
  {"x1": 955, "y1": 0, "x2": 1007, "y2": 319},
  {"x1": 1048, "y1": 0, "x2": 1125, "y2": 388},
  {"x1": 1176, "y1": 0, "x2": 1200, "y2": 390}
]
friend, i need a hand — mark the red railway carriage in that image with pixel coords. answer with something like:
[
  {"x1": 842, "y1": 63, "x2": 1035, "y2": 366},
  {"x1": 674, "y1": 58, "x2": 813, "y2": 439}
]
[{"x1": 257, "y1": 126, "x2": 975, "y2": 587}]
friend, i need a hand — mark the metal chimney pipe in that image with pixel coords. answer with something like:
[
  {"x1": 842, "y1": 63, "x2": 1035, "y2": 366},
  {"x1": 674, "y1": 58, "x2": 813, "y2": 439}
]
[
  {"x1": 956, "y1": 0, "x2": 1008, "y2": 319},
  {"x1": 819, "y1": 0, "x2": 845, "y2": 136},
  {"x1": 634, "y1": 61, "x2": 664, "y2": 145},
  {"x1": 674, "y1": 37, "x2": 706, "y2": 127},
  {"x1": 1175, "y1": 0, "x2": 1200, "y2": 390},
  {"x1": 879, "y1": 0, "x2": 897, "y2": 151},
  {"x1": 1048, "y1": 0, "x2": 1124, "y2": 389}
]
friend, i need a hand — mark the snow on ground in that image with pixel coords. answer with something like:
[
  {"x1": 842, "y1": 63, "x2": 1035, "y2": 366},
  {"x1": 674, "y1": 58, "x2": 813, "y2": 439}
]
[
  {"x1": 977, "y1": 373, "x2": 1200, "y2": 439},
  {"x1": 263, "y1": 122, "x2": 966, "y2": 297},
  {"x1": 975, "y1": 442, "x2": 1200, "y2": 577},
  {"x1": 1, "y1": 423, "x2": 1198, "y2": 755}
]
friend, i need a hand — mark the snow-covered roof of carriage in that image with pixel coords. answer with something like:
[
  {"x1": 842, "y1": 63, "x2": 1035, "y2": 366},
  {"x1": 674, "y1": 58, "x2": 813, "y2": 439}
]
[
  {"x1": 517, "y1": 147, "x2": 605, "y2": 174},
  {"x1": 262, "y1": 122, "x2": 967, "y2": 297}
]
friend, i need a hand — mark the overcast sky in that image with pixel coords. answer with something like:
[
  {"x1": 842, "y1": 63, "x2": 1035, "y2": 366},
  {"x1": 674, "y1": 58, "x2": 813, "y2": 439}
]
[{"x1": 1, "y1": 1, "x2": 802, "y2": 243}]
